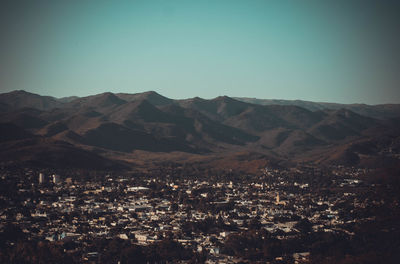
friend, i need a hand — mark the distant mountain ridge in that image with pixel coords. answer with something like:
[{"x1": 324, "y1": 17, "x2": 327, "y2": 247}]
[
  {"x1": 234, "y1": 97, "x2": 400, "y2": 120},
  {"x1": 0, "y1": 90, "x2": 399, "y2": 170}
]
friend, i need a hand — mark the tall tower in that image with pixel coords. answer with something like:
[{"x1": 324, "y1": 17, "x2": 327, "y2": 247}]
[
  {"x1": 52, "y1": 174, "x2": 60, "y2": 184},
  {"x1": 39, "y1": 173, "x2": 45, "y2": 184}
]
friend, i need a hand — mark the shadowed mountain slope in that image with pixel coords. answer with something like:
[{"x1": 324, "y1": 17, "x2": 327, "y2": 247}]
[
  {"x1": 0, "y1": 138, "x2": 127, "y2": 170},
  {"x1": 0, "y1": 123, "x2": 35, "y2": 143}
]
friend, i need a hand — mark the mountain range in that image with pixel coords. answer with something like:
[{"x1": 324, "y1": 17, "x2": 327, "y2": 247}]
[{"x1": 1, "y1": 90, "x2": 399, "y2": 172}]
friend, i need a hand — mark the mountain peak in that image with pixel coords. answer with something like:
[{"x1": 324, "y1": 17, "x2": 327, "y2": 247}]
[
  {"x1": 66, "y1": 92, "x2": 126, "y2": 111},
  {"x1": 0, "y1": 90, "x2": 61, "y2": 111},
  {"x1": 142, "y1": 90, "x2": 161, "y2": 96},
  {"x1": 213, "y1": 95, "x2": 232, "y2": 101},
  {"x1": 116, "y1": 91, "x2": 173, "y2": 106}
]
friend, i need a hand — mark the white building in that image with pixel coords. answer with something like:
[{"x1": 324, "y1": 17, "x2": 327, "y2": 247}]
[{"x1": 135, "y1": 233, "x2": 148, "y2": 244}]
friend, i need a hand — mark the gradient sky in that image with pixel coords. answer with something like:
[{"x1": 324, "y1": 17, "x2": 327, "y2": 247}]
[{"x1": 1, "y1": 0, "x2": 399, "y2": 104}]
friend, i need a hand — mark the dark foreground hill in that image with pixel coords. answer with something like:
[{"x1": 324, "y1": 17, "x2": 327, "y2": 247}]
[{"x1": 0, "y1": 90, "x2": 399, "y2": 171}]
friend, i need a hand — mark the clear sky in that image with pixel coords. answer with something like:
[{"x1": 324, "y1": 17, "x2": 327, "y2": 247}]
[{"x1": 1, "y1": 0, "x2": 399, "y2": 104}]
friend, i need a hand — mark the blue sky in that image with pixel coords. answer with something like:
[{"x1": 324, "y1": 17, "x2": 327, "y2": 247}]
[{"x1": 1, "y1": 0, "x2": 399, "y2": 104}]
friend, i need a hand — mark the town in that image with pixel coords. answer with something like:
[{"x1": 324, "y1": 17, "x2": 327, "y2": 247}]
[{"x1": 0, "y1": 164, "x2": 398, "y2": 263}]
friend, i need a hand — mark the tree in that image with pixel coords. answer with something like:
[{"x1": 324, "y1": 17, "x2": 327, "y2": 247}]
[{"x1": 295, "y1": 218, "x2": 313, "y2": 234}]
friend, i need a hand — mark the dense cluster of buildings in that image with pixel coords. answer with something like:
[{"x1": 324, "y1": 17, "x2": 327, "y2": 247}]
[{"x1": 0, "y1": 165, "x2": 385, "y2": 263}]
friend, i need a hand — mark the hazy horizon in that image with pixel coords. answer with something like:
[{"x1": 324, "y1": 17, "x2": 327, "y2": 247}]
[{"x1": 1, "y1": 0, "x2": 400, "y2": 104}]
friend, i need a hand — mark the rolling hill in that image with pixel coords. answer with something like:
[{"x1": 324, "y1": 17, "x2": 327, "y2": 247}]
[{"x1": 0, "y1": 90, "x2": 399, "y2": 171}]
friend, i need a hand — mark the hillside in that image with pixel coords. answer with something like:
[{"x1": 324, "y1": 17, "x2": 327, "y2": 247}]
[{"x1": 1, "y1": 90, "x2": 399, "y2": 170}]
